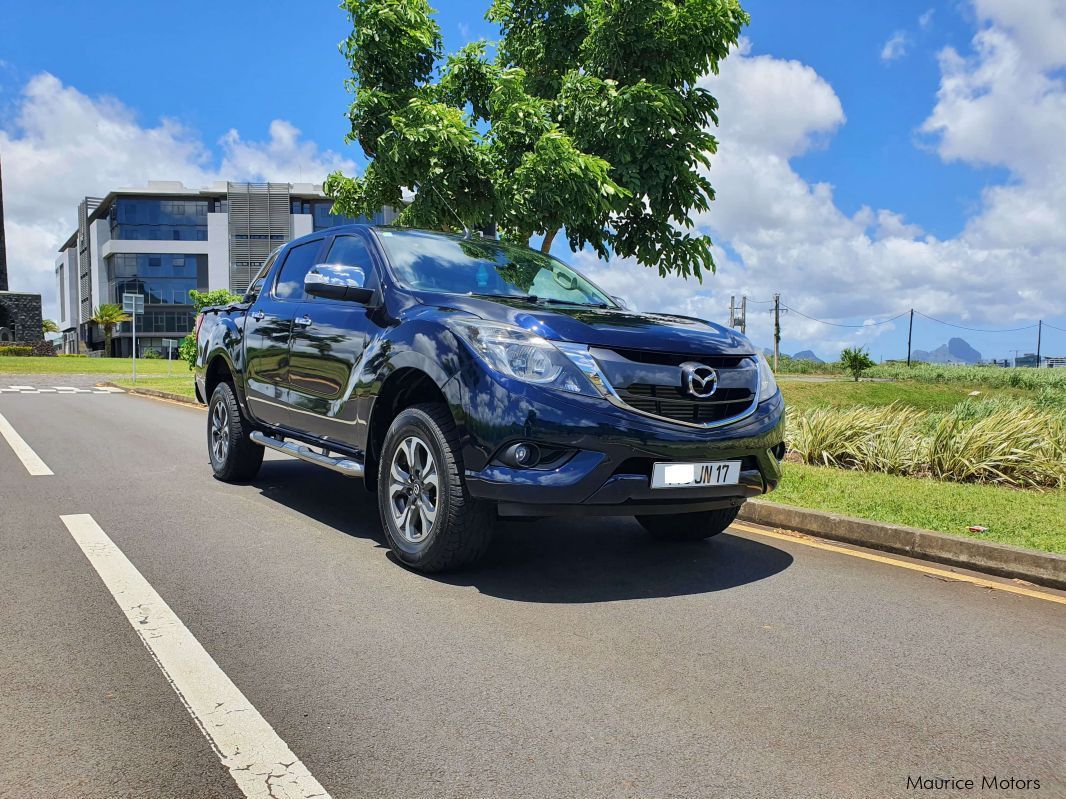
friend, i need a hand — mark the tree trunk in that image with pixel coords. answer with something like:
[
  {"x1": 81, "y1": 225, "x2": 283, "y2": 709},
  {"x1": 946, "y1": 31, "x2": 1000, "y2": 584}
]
[
  {"x1": 104, "y1": 327, "x2": 112, "y2": 358},
  {"x1": 540, "y1": 228, "x2": 559, "y2": 254}
]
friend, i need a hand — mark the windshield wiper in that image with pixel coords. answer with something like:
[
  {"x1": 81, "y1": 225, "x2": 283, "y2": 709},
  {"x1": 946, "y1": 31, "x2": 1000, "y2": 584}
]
[{"x1": 468, "y1": 292, "x2": 610, "y2": 309}]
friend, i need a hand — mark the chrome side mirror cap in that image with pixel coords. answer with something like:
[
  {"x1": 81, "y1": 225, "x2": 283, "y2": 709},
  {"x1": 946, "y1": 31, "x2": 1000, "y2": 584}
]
[{"x1": 305, "y1": 264, "x2": 374, "y2": 303}]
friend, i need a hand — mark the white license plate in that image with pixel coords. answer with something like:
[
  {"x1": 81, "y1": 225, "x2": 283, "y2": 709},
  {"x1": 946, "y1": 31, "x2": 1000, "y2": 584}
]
[{"x1": 651, "y1": 460, "x2": 741, "y2": 489}]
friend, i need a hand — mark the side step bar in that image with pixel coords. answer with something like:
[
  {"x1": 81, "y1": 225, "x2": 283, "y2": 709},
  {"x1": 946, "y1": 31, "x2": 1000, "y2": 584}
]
[{"x1": 250, "y1": 431, "x2": 365, "y2": 478}]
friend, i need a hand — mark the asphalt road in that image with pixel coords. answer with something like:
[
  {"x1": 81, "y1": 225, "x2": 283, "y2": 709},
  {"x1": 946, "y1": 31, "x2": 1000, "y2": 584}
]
[{"x1": 1, "y1": 375, "x2": 1064, "y2": 799}]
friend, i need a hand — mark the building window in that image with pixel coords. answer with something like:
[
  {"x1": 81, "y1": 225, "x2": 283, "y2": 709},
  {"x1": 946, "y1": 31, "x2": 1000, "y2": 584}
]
[
  {"x1": 106, "y1": 253, "x2": 208, "y2": 306},
  {"x1": 109, "y1": 197, "x2": 209, "y2": 241},
  {"x1": 308, "y1": 200, "x2": 375, "y2": 232}
]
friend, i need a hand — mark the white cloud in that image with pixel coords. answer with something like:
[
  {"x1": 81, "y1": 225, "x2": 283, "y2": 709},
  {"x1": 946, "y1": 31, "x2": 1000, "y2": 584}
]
[
  {"x1": 880, "y1": 31, "x2": 910, "y2": 62},
  {"x1": 576, "y1": 2, "x2": 1066, "y2": 357},
  {"x1": 919, "y1": 9, "x2": 935, "y2": 30},
  {"x1": 0, "y1": 73, "x2": 356, "y2": 320}
]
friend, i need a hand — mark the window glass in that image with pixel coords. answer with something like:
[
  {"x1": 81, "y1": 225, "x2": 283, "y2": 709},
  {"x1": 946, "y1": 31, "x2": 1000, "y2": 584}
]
[
  {"x1": 325, "y1": 235, "x2": 374, "y2": 270},
  {"x1": 110, "y1": 197, "x2": 209, "y2": 241},
  {"x1": 376, "y1": 230, "x2": 617, "y2": 308},
  {"x1": 274, "y1": 240, "x2": 323, "y2": 301},
  {"x1": 105, "y1": 253, "x2": 207, "y2": 306},
  {"x1": 244, "y1": 252, "x2": 278, "y2": 302}
]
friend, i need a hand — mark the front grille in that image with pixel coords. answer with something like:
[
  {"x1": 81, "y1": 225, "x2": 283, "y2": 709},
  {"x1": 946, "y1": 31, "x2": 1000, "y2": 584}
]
[
  {"x1": 613, "y1": 379, "x2": 757, "y2": 426},
  {"x1": 605, "y1": 347, "x2": 749, "y2": 369}
]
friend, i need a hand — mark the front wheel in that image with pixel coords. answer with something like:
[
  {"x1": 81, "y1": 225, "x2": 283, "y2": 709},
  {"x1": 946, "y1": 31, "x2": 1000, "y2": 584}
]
[
  {"x1": 637, "y1": 505, "x2": 741, "y2": 541},
  {"x1": 378, "y1": 404, "x2": 493, "y2": 573},
  {"x1": 207, "y1": 382, "x2": 264, "y2": 482}
]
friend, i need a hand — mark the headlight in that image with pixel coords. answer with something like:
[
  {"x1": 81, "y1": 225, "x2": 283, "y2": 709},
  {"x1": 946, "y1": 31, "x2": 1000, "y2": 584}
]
[
  {"x1": 446, "y1": 319, "x2": 600, "y2": 397},
  {"x1": 757, "y1": 354, "x2": 779, "y2": 400}
]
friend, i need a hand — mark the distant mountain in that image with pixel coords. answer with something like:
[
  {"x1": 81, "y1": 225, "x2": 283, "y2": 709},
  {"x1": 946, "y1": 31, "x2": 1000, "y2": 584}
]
[
  {"x1": 792, "y1": 350, "x2": 824, "y2": 363},
  {"x1": 912, "y1": 337, "x2": 982, "y2": 364}
]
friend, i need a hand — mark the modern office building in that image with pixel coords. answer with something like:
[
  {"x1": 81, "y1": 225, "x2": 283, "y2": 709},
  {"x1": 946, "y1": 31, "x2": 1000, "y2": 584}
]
[{"x1": 55, "y1": 181, "x2": 396, "y2": 356}]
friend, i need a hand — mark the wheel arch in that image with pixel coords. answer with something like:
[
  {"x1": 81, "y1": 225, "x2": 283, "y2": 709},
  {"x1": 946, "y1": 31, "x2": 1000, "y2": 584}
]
[
  {"x1": 204, "y1": 350, "x2": 238, "y2": 405},
  {"x1": 364, "y1": 366, "x2": 457, "y2": 491}
]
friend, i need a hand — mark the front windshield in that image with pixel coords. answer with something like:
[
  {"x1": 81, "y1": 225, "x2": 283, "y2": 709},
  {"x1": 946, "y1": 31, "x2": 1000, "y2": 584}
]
[{"x1": 375, "y1": 229, "x2": 617, "y2": 308}]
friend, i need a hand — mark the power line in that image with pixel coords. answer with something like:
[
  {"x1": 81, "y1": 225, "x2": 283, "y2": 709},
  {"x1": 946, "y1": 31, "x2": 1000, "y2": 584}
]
[
  {"x1": 782, "y1": 306, "x2": 909, "y2": 328},
  {"x1": 913, "y1": 311, "x2": 1038, "y2": 334},
  {"x1": 1042, "y1": 321, "x2": 1066, "y2": 334}
]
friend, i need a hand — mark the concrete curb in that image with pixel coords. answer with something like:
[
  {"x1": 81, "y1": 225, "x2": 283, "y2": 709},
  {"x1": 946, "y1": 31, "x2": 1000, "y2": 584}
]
[
  {"x1": 101, "y1": 382, "x2": 204, "y2": 409},
  {"x1": 738, "y1": 499, "x2": 1066, "y2": 591}
]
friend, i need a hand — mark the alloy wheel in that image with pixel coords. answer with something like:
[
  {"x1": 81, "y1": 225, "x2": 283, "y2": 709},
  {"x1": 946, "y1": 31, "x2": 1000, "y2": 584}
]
[
  {"x1": 388, "y1": 435, "x2": 439, "y2": 543},
  {"x1": 210, "y1": 400, "x2": 230, "y2": 464}
]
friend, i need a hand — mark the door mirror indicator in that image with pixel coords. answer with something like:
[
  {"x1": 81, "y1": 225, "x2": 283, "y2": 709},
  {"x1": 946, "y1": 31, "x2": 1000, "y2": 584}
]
[{"x1": 305, "y1": 264, "x2": 374, "y2": 303}]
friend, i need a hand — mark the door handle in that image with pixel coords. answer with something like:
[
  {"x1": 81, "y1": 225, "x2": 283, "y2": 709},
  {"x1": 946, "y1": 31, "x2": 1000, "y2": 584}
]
[
  {"x1": 252, "y1": 310, "x2": 265, "y2": 321},
  {"x1": 294, "y1": 315, "x2": 313, "y2": 327}
]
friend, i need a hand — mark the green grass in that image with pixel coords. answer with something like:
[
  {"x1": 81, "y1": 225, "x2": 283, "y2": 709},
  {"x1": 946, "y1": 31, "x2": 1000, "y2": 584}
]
[
  {"x1": 867, "y1": 362, "x2": 1066, "y2": 390},
  {"x1": 113, "y1": 375, "x2": 198, "y2": 399},
  {"x1": 773, "y1": 462, "x2": 1066, "y2": 554},
  {"x1": 780, "y1": 378, "x2": 1039, "y2": 412},
  {"x1": 0, "y1": 356, "x2": 177, "y2": 376}
]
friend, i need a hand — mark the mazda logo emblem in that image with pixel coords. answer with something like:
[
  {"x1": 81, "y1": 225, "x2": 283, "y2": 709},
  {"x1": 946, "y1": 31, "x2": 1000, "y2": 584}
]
[{"x1": 680, "y1": 362, "x2": 719, "y2": 399}]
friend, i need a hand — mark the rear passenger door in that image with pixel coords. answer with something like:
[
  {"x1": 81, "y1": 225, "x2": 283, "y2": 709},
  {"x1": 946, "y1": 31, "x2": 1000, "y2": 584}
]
[
  {"x1": 286, "y1": 231, "x2": 381, "y2": 445},
  {"x1": 244, "y1": 237, "x2": 325, "y2": 427}
]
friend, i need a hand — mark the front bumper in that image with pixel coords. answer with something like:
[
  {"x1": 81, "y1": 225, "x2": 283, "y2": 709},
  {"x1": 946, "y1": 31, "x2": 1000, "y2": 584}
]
[{"x1": 457, "y1": 368, "x2": 785, "y2": 517}]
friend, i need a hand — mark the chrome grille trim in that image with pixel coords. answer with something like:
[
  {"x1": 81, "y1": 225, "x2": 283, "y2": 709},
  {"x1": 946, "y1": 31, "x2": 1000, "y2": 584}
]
[{"x1": 555, "y1": 342, "x2": 762, "y2": 430}]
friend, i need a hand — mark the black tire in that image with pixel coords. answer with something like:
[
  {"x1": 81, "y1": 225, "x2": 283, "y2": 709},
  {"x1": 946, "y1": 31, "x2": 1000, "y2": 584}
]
[
  {"x1": 207, "y1": 382, "x2": 264, "y2": 482},
  {"x1": 377, "y1": 403, "x2": 494, "y2": 573},
  {"x1": 637, "y1": 505, "x2": 741, "y2": 541}
]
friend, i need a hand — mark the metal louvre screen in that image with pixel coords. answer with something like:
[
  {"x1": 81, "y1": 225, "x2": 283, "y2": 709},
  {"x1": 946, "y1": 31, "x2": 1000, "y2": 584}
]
[
  {"x1": 227, "y1": 182, "x2": 291, "y2": 293},
  {"x1": 77, "y1": 198, "x2": 101, "y2": 325}
]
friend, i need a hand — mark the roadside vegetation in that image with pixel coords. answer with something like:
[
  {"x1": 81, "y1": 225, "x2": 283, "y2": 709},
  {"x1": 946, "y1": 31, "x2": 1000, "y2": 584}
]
[
  {"x1": 0, "y1": 356, "x2": 178, "y2": 376},
  {"x1": 777, "y1": 357, "x2": 1066, "y2": 390},
  {"x1": 786, "y1": 399, "x2": 1065, "y2": 489},
  {"x1": 772, "y1": 463, "x2": 1066, "y2": 554}
]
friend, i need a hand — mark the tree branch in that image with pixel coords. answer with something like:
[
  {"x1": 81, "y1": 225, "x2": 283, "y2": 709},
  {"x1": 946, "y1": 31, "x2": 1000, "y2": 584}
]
[{"x1": 540, "y1": 228, "x2": 559, "y2": 253}]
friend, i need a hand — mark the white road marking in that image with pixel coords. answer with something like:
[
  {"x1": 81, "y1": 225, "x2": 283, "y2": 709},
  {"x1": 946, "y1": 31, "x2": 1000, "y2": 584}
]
[
  {"x1": 0, "y1": 411, "x2": 53, "y2": 476},
  {"x1": 60, "y1": 514, "x2": 332, "y2": 799},
  {"x1": 0, "y1": 385, "x2": 120, "y2": 394}
]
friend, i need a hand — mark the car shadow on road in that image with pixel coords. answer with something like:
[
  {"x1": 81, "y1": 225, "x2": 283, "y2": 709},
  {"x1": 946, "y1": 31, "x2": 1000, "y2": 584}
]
[{"x1": 254, "y1": 459, "x2": 794, "y2": 603}]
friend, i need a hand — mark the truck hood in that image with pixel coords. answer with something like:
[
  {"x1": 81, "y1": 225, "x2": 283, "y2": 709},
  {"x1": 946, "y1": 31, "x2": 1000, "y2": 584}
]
[{"x1": 414, "y1": 292, "x2": 754, "y2": 356}]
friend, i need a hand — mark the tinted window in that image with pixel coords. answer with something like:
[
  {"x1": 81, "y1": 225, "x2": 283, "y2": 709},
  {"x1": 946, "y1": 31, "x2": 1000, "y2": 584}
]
[
  {"x1": 274, "y1": 241, "x2": 323, "y2": 301},
  {"x1": 326, "y1": 235, "x2": 374, "y2": 269},
  {"x1": 244, "y1": 251, "x2": 278, "y2": 302}
]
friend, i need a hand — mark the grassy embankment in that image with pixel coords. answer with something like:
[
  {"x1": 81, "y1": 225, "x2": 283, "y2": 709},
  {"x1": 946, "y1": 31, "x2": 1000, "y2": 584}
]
[{"x1": 778, "y1": 378, "x2": 1066, "y2": 554}]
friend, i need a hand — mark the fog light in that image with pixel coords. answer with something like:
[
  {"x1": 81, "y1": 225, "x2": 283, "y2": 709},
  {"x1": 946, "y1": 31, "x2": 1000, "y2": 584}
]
[{"x1": 501, "y1": 442, "x2": 541, "y2": 468}]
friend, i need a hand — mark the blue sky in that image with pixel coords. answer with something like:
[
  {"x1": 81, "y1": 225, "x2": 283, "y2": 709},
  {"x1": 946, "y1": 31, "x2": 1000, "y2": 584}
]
[{"x1": 1, "y1": 0, "x2": 1063, "y2": 361}]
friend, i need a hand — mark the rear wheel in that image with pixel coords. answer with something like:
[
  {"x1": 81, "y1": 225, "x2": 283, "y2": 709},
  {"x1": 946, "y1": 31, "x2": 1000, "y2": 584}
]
[
  {"x1": 378, "y1": 404, "x2": 493, "y2": 572},
  {"x1": 637, "y1": 506, "x2": 741, "y2": 541},
  {"x1": 207, "y1": 382, "x2": 264, "y2": 482}
]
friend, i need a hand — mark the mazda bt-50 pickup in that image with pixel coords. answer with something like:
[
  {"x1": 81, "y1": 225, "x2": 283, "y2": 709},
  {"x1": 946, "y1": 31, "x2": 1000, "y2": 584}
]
[{"x1": 194, "y1": 226, "x2": 785, "y2": 572}]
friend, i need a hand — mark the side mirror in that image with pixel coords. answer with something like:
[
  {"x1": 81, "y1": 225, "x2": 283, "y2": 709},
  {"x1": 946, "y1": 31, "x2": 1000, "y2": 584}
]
[
  {"x1": 305, "y1": 264, "x2": 374, "y2": 304},
  {"x1": 611, "y1": 295, "x2": 630, "y2": 310}
]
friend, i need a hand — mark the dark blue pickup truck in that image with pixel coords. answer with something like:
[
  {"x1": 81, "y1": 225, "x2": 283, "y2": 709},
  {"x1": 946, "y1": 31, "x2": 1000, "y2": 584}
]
[{"x1": 195, "y1": 225, "x2": 785, "y2": 572}]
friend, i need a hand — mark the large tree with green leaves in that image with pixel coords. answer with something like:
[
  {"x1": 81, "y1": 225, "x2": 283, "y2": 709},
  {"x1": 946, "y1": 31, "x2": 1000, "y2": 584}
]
[{"x1": 325, "y1": 0, "x2": 748, "y2": 280}]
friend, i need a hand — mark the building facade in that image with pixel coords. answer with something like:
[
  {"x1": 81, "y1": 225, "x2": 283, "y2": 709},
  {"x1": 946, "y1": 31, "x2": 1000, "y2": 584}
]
[
  {"x1": 55, "y1": 181, "x2": 396, "y2": 356},
  {"x1": 1, "y1": 150, "x2": 47, "y2": 348}
]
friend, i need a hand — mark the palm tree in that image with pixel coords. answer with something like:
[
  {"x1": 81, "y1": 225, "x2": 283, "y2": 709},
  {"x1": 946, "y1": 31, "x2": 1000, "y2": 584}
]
[
  {"x1": 42, "y1": 318, "x2": 59, "y2": 335},
  {"x1": 89, "y1": 304, "x2": 130, "y2": 357}
]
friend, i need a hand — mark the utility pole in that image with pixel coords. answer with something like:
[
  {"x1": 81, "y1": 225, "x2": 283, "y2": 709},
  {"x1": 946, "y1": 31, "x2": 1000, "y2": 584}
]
[
  {"x1": 1036, "y1": 320, "x2": 1043, "y2": 368},
  {"x1": 1012, "y1": 349, "x2": 1022, "y2": 368},
  {"x1": 772, "y1": 293, "x2": 781, "y2": 371},
  {"x1": 728, "y1": 295, "x2": 748, "y2": 334},
  {"x1": 906, "y1": 309, "x2": 914, "y2": 367}
]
